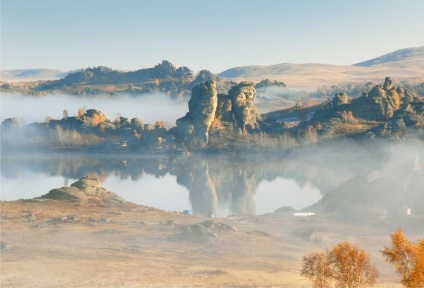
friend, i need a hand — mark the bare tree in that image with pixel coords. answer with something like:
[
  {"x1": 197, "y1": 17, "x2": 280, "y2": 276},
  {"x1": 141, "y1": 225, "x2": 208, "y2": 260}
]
[{"x1": 301, "y1": 252, "x2": 332, "y2": 288}]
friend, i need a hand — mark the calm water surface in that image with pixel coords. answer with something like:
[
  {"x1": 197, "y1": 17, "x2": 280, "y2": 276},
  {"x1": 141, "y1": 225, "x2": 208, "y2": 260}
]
[{"x1": 1, "y1": 154, "x2": 325, "y2": 216}]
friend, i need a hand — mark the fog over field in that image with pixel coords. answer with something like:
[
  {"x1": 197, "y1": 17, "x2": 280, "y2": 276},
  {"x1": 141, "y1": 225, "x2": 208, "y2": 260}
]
[{"x1": 0, "y1": 93, "x2": 188, "y2": 126}]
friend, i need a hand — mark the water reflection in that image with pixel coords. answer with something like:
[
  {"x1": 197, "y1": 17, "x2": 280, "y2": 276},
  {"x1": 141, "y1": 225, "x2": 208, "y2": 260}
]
[
  {"x1": 2, "y1": 141, "x2": 423, "y2": 219},
  {"x1": 0, "y1": 154, "x2": 327, "y2": 215}
]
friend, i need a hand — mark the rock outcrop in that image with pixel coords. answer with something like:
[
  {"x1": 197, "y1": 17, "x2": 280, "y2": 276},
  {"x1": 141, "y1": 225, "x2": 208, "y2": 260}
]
[
  {"x1": 41, "y1": 176, "x2": 125, "y2": 203},
  {"x1": 176, "y1": 80, "x2": 263, "y2": 145},
  {"x1": 215, "y1": 94, "x2": 233, "y2": 122},
  {"x1": 352, "y1": 77, "x2": 401, "y2": 120},
  {"x1": 176, "y1": 81, "x2": 218, "y2": 144},
  {"x1": 228, "y1": 81, "x2": 260, "y2": 133},
  {"x1": 189, "y1": 81, "x2": 218, "y2": 143},
  {"x1": 332, "y1": 92, "x2": 351, "y2": 108}
]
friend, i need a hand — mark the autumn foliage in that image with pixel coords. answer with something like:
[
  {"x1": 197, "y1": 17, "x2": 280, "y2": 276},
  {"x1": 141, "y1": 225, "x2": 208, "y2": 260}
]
[
  {"x1": 301, "y1": 241, "x2": 378, "y2": 288},
  {"x1": 382, "y1": 230, "x2": 424, "y2": 288}
]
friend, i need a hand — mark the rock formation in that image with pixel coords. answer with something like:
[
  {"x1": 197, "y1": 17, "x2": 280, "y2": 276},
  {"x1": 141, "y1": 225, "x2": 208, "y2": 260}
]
[
  {"x1": 176, "y1": 80, "x2": 263, "y2": 145},
  {"x1": 332, "y1": 92, "x2": 351, "y2": 108},
  {"x1": 41, "y1": 176, "x2": 125, "y2": 203},
  {"x1": 176, "y1": 80, "x2": 218, "y2": 144},
  {"x1": 215, "y1": 93, "x2": 232, "y2": 122},
  {"x1": 228, "y1": 81, "x2": 260, "y2": 133},
  {"x1": 352, "y1": 77, "x2": 401, "y2": 120}
]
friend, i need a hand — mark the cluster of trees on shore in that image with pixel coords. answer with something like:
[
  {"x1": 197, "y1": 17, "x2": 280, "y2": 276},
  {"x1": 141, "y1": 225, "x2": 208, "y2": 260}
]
[{"x1": 301, "y1": 230, "x2": 424, "y2": 288}]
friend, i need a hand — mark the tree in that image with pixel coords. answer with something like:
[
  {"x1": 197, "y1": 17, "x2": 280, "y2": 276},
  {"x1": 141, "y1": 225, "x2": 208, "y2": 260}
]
[
  {"x1": 329, "y1": 241, "x2": 378, "y2": 288},
  {"x1": 301, "y1": 252, "x2": 332, "y2": 288},
  {"x1": 301, "y1": 242, "x2": 378, "y2": 288},
  {"x1": 382, "y1": 230, "x2": 424, "y2": 288}
]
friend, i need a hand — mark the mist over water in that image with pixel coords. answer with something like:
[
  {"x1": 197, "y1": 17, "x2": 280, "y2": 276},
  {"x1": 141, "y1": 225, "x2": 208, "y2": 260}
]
[
  {"x1": 0, "y1": 154, "x2": 323, "y2": 216},
  {"x1": 0, "y1": 92, "x2": 188, "y2": 126},
  {"x1": 2, "y1": 140, "x2": 423, "y2": 219}
]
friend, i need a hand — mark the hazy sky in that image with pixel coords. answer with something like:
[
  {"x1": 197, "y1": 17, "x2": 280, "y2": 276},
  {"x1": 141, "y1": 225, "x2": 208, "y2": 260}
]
[{"x1": 1, "y1": 0, "x2": 424, "y2": 73}]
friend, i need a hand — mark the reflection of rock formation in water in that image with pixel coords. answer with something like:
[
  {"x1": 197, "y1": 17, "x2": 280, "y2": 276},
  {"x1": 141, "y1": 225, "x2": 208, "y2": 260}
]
[
  {"x1": 308, "y1": 155, "x2": 424, "y2": 221},
  {"x1": 4, "y1": 141, "x2": 418, "y2": 216},
  {"x1": 174, "y1": 157, "x2": 259, "y2": 215},
  {"x1": 176, "y1": 160, "x2": 218, "y2": 215}
]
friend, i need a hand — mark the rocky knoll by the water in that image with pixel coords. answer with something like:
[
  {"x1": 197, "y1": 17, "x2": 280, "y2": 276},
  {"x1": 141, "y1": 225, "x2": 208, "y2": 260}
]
[{"x1": 41, "y1": 176, "x2": 125, "y2": 203}]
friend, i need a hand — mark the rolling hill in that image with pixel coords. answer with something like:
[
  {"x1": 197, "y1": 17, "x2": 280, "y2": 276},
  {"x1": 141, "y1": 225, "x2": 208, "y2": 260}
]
[
  {"x1": 354, "y1": 46, "x2": 424, "y2": 66},
  {"x1": 0, "y1": 69, "x2": 67, "y2": 81},
  {"x1": 219, "y1": 46, "x2": 424, "y2": 88}
]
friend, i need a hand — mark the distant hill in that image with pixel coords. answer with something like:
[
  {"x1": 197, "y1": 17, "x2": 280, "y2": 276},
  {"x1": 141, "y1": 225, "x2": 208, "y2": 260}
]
[
  {"x1": 1, "y1": 61, "x2": 236, "y2": 97},
  {"x1": 0, "y1": 69, "x2": 67, "y2": 81},
  {"x1": 219, "y1": 46, "x2": 424, "y2": 88},
  {"x1": 354, "y1": 46, "x2": 424, "y2": 67},
  {"x1": 2, "y1": 46, "x2": 424, "y2": 90}
]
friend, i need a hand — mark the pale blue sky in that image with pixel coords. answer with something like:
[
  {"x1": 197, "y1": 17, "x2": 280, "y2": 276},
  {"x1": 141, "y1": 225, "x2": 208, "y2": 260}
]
[{"x1": 1, "y1": 0, "x2": 424, "y2": 73}]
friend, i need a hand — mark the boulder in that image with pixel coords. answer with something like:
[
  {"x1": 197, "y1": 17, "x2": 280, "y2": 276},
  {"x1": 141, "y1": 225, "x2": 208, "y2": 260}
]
[
  {"x1": 80, "y1": 109, "x2": 108, "y2": 127},
  {"x1": 228, "y1": 81, "x2": 260, "y2": 133},
  {"x1": 70, "y1": 177, "x2": 103, "y2": 195},
  {"x1": 189, "y1": 81, "x2": 218, "y2": 143},
  {"x1": 41, "y1": 176, "x2": 125, "y2": 203},
  {"x1": 41, "y1": 186, "x2": 86, "y2": 200},
  {"x1": 332, "y1": 92, "x2": 351, "y2": 107},
  {"x1": 351, "y1": 77, "x2": 401, "y2": 120},
  {"x1": 130, "y1": 118, "x2": 144, "y2": 133},
  {"x1": 176, "y1": 81, "x2": 218, "y2": 144}
]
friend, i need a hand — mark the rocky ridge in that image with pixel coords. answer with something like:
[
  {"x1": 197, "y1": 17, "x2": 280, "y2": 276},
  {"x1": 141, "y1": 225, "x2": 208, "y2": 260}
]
[
  {"x1": 309, "y1": 77, "x2": 424, "y2": 139},
  {"x1": 1, "y1": 77, "x2": 424, "y2": 153}
]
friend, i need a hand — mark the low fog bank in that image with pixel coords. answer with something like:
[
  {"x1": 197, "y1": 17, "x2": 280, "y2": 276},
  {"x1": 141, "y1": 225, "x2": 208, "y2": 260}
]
[
  {"x1": 256, "y1": 86, "x2": 312, "y2": 100},
  {"x1": 0, "y1": 92, "x2": 188, "y2": 126},
  {"x1": 255, "y1": 86, "x2": 323, "y2": 113}
]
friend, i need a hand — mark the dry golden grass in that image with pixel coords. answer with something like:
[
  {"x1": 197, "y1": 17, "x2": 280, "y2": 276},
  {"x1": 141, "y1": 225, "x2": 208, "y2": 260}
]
[{"x1": 0, "y1": 200, "x2": 407, "y2": 288}]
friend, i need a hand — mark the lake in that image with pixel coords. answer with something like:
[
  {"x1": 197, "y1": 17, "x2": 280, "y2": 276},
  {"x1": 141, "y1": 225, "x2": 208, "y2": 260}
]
[
  {"x1": 0, "y1": 153, "x2": 331, "y2": 217},
  {"x1": 2, "y1": 140, "x2": 423, "y2": 219}
]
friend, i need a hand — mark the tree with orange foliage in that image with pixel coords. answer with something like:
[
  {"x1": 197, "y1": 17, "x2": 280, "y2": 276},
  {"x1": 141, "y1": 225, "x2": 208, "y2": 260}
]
[
  {"x1": 301, "y1": 252, "x2": 332, "y2": 288},
  {"x1": 329, "y1": 241, "x2": 378, "y2": 288},
  {"x1": 301, "y1": 242, "x2": 378, "y2": 288},
  {"x1": 382, "y1": 230, "x2": 424, "y2": 287}
]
